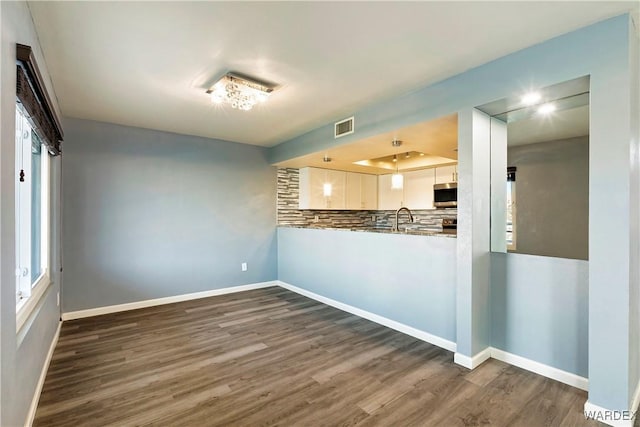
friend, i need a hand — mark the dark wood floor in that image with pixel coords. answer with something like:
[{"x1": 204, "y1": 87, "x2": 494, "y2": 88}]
[{"x1": 35, "y1": 287, "x2": 599, "y2": 426}]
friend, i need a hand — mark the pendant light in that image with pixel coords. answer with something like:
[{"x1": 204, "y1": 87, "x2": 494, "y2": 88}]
[
  {"x1": 390, "y1": 140, "x2": 404, "y2": 190},
  {"x1": 322, "y1": 154, "x2": 332, "y2": 197},
  {"x1": 391, "y1": 154, "x2": 403, "y2": 190}
]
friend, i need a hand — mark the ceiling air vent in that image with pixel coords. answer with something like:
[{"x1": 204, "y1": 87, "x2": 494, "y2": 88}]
[{"x1": 334, "y1": 116, "x2": 354, "y2": 138}]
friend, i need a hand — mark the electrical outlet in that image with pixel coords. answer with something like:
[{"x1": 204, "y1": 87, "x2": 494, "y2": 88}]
[
  {"x1": 241, "y1": 262, "x2": 248, "y2": 272},
  {"x1": 313, "y1": 215, "x2": 319, "y2": 223}
]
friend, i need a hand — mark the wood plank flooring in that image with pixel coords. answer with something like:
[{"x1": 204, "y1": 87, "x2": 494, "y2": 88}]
[{"x1": 34, "y1": 287, "x2": 600, "y2": 426}]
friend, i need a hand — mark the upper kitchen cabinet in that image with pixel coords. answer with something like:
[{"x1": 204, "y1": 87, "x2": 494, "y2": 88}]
[
  {"x1": 404, "y1": 169, "x2": 435, "y2": 209},
  {"x1": 435, "y1": 165, "x2": 458, "y2": 184},
  {"x1": 346, "y1": 172, "x2": 378, "y2": 210},
  {"x1": 300, "y1": 167, "x2": 376, "y2": 210},
  {"x1": 378, "y1": 165, "x2": 455, "y2": 210},
  {"x1": 378, "y1": 174, "x2": 404, "y2": 210},
  {"x1": 299, "y1": 167, "x2": 346, "y2": 209}
]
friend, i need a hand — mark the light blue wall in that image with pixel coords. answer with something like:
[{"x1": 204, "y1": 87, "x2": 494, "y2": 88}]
[
  {"x1": 492, "y1": 253, "x2": 589, "y2": 377},
  {"x1": 62, "y1": 118, "x2": 277, "y2": 312},
  {"x1": 586, "y1": 15, "x2": 636, "y2": 410},
  {"x1": 456, "y1": 109, "x2": 492, "y2": 358},
  {"x1": 269, "y1": 14, "x2": 638, "y2": 412},
  {"x1": 277, "y1": 227, "x2": 457, "y2": 342},
  {"x1": 0, "y1": 2, "x2": 62, "y2": 426}
]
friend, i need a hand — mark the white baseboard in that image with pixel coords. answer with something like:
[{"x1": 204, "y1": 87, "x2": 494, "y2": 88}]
[
  {"x1": 277, "y1": 281, "x2": 457, "y2": 353},
  {"x1": 584, "y1": 400, "x2": 636, "y2": 427},
  {"x1": 454, "y1": 347, "x2": 491, "y2": 369},
  {"x1": 491, "y1": 347, "x2": 588, "y2": 391},
  {"x1": 61, "y1": 281, "x2": 278, "y2": 321},
  {"x1": 25, "y1": 321, "x2": 61, "y2": 427}
]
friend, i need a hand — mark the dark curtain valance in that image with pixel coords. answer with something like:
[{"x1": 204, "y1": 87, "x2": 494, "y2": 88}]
[{"x1": 16, "y1": 43, "x2": 63, "y2": 155}]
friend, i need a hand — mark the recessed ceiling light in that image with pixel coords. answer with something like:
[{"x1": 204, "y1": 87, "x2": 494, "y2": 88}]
[
  {"x1": 537, "y1": 103, "x2": 556, "y2": 115},
  {"x1": 521, "y1": 92, "x2": 542, "y2": 105}
]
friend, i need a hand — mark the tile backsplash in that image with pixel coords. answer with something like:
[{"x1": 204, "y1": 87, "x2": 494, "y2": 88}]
[{"x1": 277, "y1": 168, "x2": 456, "y2": 231}]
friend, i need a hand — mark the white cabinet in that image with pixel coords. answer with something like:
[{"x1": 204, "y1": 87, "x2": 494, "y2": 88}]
[
  {"x1": 404, "y1": 169, "x2": 435, "y2": 209},
  {"x1": 299, "y1": 168, "x2": 375, "y2": 210},
  {"x1": 299, "y1": 167, "x2": 346, "y2": 209},
  {"x1": 378, "y1": 174, "x2": 404, "y2": 210},
  {"x1": 345, "y1": 172, "x2": 362, "y2": 210},
  {"x1": 360, "y1": 174, "x2": 378, "y2": 210},
  {"x1": 435, "y1": 165, "x2": 457, "y2": 184},
  {"x1": 347, "y1": 172, "x2": 378, "y2": 209}
]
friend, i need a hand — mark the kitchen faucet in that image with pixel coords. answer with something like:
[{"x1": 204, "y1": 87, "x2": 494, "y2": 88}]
[{"x1": 393, "y1": 207, "x2": 414, "y2": 232}]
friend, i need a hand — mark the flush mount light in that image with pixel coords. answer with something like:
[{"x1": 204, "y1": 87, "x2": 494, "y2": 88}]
[
  {"x1": 537, "y1": 103, "x2": 557, "y2": 115},
  {"x1": 323, "y1": 155, "x2": 332, "y2": 163},
  {"x1": 207, "y1": 72, "x2": 275, "y2": 111},
  {"x1": 521, "y1": 92, "x2": 542, "y2": 105}
]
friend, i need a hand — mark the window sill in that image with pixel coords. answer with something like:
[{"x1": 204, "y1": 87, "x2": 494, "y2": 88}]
[{"x1": 16, "y1": 271, "x2": 52, "y2": 333}]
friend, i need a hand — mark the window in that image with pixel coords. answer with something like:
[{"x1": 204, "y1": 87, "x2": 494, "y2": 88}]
[
  {"x1": 506, "y1": 167, "x2": 516, "y2": 250},
  {"x1": 15, "y1": 106, "x2": 50, "y2": 327},
  {"x1": 15, "y1": 43, "x2": 63, "y2": 330}
]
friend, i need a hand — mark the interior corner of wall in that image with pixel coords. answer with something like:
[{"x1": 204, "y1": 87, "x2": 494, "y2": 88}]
[{"x1": 630, "y1": 10, "x2": 640, "y2": 38}]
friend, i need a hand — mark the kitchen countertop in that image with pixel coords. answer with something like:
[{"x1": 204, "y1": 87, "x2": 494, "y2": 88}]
[{"x1": 278, "y1": 225, "x2": 457, "y2": 238}]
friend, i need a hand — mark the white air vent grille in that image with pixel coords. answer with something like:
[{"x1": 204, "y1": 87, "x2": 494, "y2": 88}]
[{"x1": 334, "y1": 117, "x2": 354, "y2": 138}]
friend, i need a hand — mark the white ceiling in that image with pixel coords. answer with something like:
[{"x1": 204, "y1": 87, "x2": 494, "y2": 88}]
[{"x1": 28, "y1": 1, "x2": 637, "y2": 147}]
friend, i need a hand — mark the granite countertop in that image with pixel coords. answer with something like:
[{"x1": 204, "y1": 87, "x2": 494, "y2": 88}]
[{"x1": 279, "y1": 225, "x2": 457, "y2": 238}]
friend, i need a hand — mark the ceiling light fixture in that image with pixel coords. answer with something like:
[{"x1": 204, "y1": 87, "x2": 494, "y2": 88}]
[
  {"x1": 537, "y1": 103, "x2": 556, "y2": 115},
  {"x1": 391, "y1": 139, "x2": 403, "y2": 147},
  {"x1": 207, "y1": 72, "x2": 274, "y2": 111},
  {"x1": 323, "y1": 154, "x2": 332, "y2": 163},
  {"x1": 521, "y1": 92, "x2": 542, "y2": 105}
]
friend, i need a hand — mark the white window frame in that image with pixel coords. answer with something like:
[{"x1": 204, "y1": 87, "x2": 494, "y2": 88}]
[
  {"x1": 15, "y1": 106, "x2": 51, "y2": 332},
  {"x1": 506, "y1": 180, "x2": 517, "y2": 251}
]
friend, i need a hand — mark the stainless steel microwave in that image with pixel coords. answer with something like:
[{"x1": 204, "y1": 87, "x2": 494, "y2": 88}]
[{"x1": 434, "y1": 182, "x2": 457, "y2": 208}]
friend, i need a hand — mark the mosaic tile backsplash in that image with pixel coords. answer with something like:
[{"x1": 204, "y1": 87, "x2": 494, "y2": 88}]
[{"x1": 277, "y1": 168, "x2": 457, "y2": 232}]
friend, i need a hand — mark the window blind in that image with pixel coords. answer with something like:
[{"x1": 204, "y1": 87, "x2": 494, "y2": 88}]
[{"x1": 16, "y1": 43, "x2": 63, "y2": 155}]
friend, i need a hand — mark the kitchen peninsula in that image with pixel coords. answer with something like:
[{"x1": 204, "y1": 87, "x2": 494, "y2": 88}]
[{"x1": 276, "y1": 167, "x2": 458, "y2": 351}]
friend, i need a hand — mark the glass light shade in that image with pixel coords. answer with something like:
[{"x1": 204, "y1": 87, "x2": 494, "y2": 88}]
[
  {"x1": 323, "y1": 183, "x2": 332, "y2": 197},
  {"x1": 391, "y1": 173, "x2": 403, "y2": 189}
]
